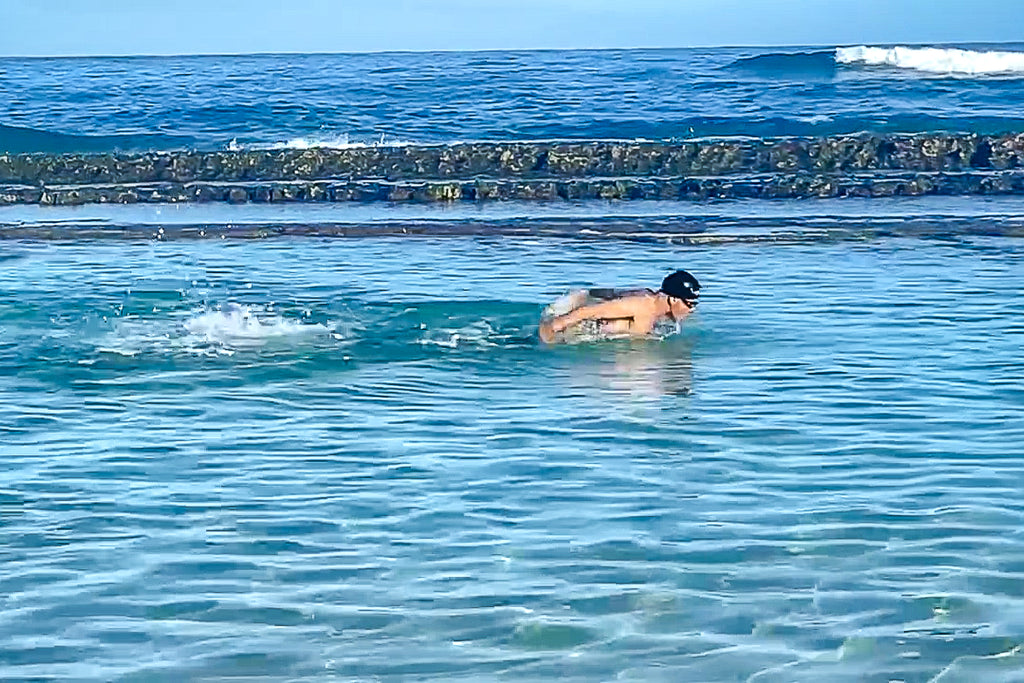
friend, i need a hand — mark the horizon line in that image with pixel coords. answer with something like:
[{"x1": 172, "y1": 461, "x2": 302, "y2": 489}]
[{"x1": 2, "y1": 40, "x2": 1022, "y2": 60}]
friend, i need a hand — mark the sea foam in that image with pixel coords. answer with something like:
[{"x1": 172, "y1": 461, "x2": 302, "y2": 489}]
[{"x1": 836, "y1": 45, "x2": 1024, "y2": 75}]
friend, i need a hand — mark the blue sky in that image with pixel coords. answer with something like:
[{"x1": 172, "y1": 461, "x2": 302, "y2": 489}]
[{"x1": 1, "y1": 0, "x2": 1022, "y2": 56}]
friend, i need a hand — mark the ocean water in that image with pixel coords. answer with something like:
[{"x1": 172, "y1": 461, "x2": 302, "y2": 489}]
[
  {"x1": 5, "y1": 45, "x2": 1024, "y2": 682},
  {"x1": 4, "y1": 44, "x2": 1024, "y2": 154}
]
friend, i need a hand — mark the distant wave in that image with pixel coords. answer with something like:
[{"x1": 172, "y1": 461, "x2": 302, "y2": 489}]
[
  {"x1": 0, "y1": 123, "x2": 190, "y2": 155},
  {"x1": 836, "y1": 46, "x2": 1024, "y2": 75},
  {"x1": 732, "y1": 46, "x2": 1024, "y2": 78},
  {"x1": 729, "y1": 51, "x2": 837, "y2": 78}
]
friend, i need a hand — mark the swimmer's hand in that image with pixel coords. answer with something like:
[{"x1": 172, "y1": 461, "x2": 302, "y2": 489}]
[
  {"x1": 539, "y1": 320, "x2": 556, "y2": 344},
  {"x1": 539, "y1": 309, "x2": 580, "y2": 343}
]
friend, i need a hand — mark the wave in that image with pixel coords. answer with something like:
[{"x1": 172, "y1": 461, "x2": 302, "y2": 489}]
[
  {"x1": 0, "y1": 123, "x2": 192, "y2": 155},
  {"x1": 8, "y1": 119, "x2": 1024, "y2": 158},
  {"x1": 731, "y1": 46, "x2": 1024, "y2": 78},
  {"x1": 836, "y1": 45, "x2": 1024, "y2": 75},
  {"x1": 729, "y1": 50, "x2": 837, "y2": 78}
]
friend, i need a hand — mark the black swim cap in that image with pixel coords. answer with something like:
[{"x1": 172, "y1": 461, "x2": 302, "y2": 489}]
[{"x1": 659, "y1": 270, "x2": 701, "y2": 301}]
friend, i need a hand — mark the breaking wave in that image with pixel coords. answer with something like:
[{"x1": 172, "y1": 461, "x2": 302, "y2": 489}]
[
  {"x1": 836, "y1": 45, "x2": 1024, "y2": 75},
  {"x1": 731, "y1": 46, "x2": 1024, "y2": 78}
]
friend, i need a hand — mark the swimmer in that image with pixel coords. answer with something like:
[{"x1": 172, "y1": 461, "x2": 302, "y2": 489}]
[{"x1": 539, "y1": 270, "x2": 701, "y2": 344}]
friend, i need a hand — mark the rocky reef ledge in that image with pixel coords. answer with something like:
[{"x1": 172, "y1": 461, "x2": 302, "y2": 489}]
[{"x1": 2, "y1": 133, "x2": 1024, "y2": 205}]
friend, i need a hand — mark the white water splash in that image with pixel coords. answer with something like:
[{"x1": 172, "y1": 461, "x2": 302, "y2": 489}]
[
  {"x1": 183, "y1": 304, "x2": 330, "y2": 347},
  {"x1": 417, "y1": 320, "x2": 500, "y2": 349},
  {"x1": 227, "y1": 133, "x2": 415, "y2": 151},
  {"x1": 269, "y1": 133, "x2": 364, "y2": 150},
  {"x1": 98, "y1": 304, "x2": 338, "y2": 357},
  {"x1": 798, "y1": 114, "x2": 834, "y2": 124},
  {"x1": 836, "y1": 45, "x2": 1024, "y2": 75}
]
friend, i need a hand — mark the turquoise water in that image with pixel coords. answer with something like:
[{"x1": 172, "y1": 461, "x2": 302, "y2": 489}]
[{"x1": 3, "y1": 228, "x2": 1024, "y2": 680}]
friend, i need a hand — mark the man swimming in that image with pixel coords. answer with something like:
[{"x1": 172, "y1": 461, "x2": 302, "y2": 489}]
[{"x1": 539, "y1": 270, "x2": 701, "y2": 343}]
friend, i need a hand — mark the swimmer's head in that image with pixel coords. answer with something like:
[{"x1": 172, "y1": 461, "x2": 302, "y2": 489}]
[{"x1": 659, "y1": 270, "x2": 701, "y2": 305}]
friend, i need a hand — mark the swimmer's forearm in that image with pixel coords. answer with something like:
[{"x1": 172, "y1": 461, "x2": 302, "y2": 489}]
[
  {"x1": 549, "y1": 310, "x2": 581, "y2": 333},
  {"x1": 551, "y1": 305, "x2": 598, "y2": 332},
  {"x1": 552, "y1": 299, "x2": 638, "y2": 332}
]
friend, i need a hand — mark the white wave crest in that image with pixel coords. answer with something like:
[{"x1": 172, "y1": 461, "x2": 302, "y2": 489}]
[{"x1": 836, "y1": 45, "x2": 1024, "y2": 75}]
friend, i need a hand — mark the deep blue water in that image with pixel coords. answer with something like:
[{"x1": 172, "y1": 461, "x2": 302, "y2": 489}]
[
  {"x1": 5, "y1": 45, "x2": 1024, "y2": 681},
  {"x1": 4, "y1": 45, "x2": 1024, "y2": 153}
]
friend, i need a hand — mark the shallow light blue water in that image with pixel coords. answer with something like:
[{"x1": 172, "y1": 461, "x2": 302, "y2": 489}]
[{"x1": 3, "y1": 231, "x2": 1024, "y2": 681}]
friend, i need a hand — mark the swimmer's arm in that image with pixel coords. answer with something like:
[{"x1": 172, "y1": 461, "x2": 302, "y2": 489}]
[{"x1": 547, "y1": 298, "x2": 644, "y2": 334}]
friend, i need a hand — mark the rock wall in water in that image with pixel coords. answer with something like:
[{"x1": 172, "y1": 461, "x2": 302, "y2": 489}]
[{"x1": 2, "y1": 133, "x2": 1023, "y2": 205}]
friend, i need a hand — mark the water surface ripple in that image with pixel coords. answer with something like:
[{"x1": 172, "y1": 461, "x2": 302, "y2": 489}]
[{"x1": 2, "y1": 234, "x2": 1024, "y2": 680}]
